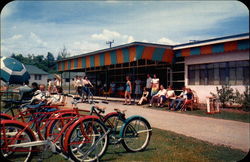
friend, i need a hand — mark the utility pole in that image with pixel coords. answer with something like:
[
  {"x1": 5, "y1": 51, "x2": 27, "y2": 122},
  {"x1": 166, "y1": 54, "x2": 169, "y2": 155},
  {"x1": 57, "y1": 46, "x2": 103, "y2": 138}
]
[{"x1": 106, "y1": 40, "x2": 114, "y2": 48}]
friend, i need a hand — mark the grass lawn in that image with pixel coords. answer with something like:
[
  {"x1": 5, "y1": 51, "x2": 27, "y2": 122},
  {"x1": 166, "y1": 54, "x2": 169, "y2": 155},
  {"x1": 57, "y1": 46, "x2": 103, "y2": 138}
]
[
  {"x1": 143, "y1": 105, "x2": 250, "y2": 123},
  {"x1": 40, "y1": 128, "x2": 247, "y2": 162}
]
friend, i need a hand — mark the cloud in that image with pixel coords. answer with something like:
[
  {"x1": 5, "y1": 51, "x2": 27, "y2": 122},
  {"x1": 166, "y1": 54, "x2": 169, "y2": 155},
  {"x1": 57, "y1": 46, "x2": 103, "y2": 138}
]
[
  {"x1": 157, "y1": 37, "x2": 178, "y2": 45},
  {"x1": 11, "y1": 34, "x2": 23, "y2": 40},
  {"x1": 91, "y1": 29, "x2": 136, "y2": 44},
  {"x1": 30, "y1": 32, "x2": 47, "y2": 47}
]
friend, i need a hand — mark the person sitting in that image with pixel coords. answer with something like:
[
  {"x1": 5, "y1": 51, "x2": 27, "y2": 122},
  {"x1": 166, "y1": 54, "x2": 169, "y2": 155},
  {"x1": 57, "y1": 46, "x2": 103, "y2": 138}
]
[
  {"x1": 149, "y1": 85, "x2": 167, "y2": 107},
  {"x1": 137, "y1": 87, "x2": 149, "y2": 105},
  {"x1": 159, "y1": 85, "x2": 176, "y2": 107},
  {"x1": 47, "y1": 86, "x2": 64, "y2": 105},
  {"x1": 31, "y1": 84, "x2": 49, "y2": 104},
  {"x1": 110, "y1": 81, "x2": 116, "y2": 96},
  {"x1": 170, "y1": 88, "x2": 193, "y2": 111},
  {"x1": 16, "y1": 81, "x2": 33, "y2": 100}
]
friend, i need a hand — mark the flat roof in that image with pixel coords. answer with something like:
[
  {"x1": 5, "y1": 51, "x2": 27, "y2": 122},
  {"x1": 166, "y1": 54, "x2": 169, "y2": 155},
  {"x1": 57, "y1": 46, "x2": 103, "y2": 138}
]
[{"x1": 173, "y1": 33, "x2": 249, "y2": 50}]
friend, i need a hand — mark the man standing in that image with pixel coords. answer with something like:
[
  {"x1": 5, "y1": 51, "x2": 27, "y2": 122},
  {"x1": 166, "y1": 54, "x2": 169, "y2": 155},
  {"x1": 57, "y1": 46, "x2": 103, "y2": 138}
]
[{"x1": 146, "y1": 74, "x2": 152, "y2": 98}]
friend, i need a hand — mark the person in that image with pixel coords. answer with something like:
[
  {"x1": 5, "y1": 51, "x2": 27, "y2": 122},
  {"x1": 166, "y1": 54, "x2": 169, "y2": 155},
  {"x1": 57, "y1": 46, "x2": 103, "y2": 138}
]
[
  {"x1": 51, "y1": 74, "x2": 62, "y2": 93},
  {"x1": 74, "y1": 76, "x2": 83, "y2": 97},
  {"x1": 54, "y1": 74, "x2": 62, "y2": 87},
  {"x1": 110, "y1": 81, "x2": 116, "y2": 96},
  {"x1": 47, "y1": 79, "x2": 54, "y2": 94},
  {"x1": 134, "y1": 78, "x2": 142, "y2": 99},
  {"x1": 146, "y1": 74, "x2": 152, "y2": 97},
  {"x1": 16, "y1": 81, "x2": 33, "y2": 100},
  {"x1": 31, "y1": 84, "x2": 49, "y2": 103},
  {"x1": 160, "y1": 85, "x2": 176, "y2": 107},
  {"x1": 151, "y1": 74, "x2": 160, "y2": 96},
  {"x1": 82, "y1": 76, "x2": 94, "y2": 101},
  {"x1": 117, "y1": 84, "x2": 124, "y2": 97},
  {"x1": 47, "y1": 86, "x2": 64, "y2": 105},
  {"x1": 170, "y1": 87, "x2": 192, "y2": 111},
  {"x1": 149, "y1": 85, "x2": 167, "y2": 107},
  {"x1": 137, "y1": 87, "x2": 149, "y2": 105},
  {"x1": 31, "y1": 82, "x2": 39, "y2": 93},
  {"x1": 124, "y1": 76, "x2": 132, "y2": 105}
]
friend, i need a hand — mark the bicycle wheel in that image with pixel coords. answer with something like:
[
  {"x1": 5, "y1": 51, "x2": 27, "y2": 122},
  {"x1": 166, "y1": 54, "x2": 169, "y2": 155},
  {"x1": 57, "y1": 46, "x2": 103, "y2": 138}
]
[
  {"x1": 0, "y1": 123, "x2": 36, "y2": 162},
  {"x1": 121, "y1": 116, "x2": 152, "y2": 152},
  {"x1": 103, "y1": 113, "x2": 125, "y2": 144},
  {"x1": 66, "y1": 118, "x2": 109, "y2": 162},
  {"x1": 46, "y1": 113, "x2": 77, "y2": 151}
]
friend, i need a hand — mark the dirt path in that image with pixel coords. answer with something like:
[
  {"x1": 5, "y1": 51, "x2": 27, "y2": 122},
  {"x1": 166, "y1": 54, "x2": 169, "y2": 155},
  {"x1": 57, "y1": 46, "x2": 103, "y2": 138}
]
[{"x1": 66, "y1": 98, "x2": 249, "y2": 152}]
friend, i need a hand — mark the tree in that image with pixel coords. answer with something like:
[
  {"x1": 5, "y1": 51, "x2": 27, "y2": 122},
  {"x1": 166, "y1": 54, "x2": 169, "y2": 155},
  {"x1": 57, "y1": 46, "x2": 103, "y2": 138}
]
[
  {"x1": 58, "y1": 45, "x2": 70, "y2": 59},
  {"x1": 46, "y1": 52, "x2": 55, "y2": 67}
]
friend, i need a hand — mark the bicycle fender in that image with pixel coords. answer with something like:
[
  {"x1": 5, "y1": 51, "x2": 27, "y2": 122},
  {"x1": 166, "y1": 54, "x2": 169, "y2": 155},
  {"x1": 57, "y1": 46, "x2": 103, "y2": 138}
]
[
  {"x1": 0, "y1": 113, "x2": 13, "y2": 120},
  {"x1": 0, "y1": 119, "x2": 37, "y2": 140},
  {"x1": 119, "y1": 115, "x2": 150, "y2": 137},
  {"x1": 63, "y1": 115, "x2": 100, "y2": 151},
  {"x1": 46, "y1": 111, "x2": 78, "y2": 137}
]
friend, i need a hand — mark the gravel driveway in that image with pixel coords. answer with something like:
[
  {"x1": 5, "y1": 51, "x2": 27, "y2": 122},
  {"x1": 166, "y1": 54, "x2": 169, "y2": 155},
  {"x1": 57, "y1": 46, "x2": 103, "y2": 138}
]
[{"x1": 66, "y1": 98, "x2": 249, "y2": 152}]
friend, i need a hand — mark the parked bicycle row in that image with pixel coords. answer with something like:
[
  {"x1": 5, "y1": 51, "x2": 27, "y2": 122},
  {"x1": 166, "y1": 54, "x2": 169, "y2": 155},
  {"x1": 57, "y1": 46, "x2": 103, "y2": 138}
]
[{"x1": 0, "y1": 93, "x2": 152, "y2": 161}]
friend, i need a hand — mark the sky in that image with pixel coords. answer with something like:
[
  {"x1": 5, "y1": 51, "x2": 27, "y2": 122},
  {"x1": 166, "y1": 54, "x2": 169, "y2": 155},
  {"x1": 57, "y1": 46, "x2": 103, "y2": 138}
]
[{"x1": 1, "y1": 0, "x2": 249, "y2": 57}]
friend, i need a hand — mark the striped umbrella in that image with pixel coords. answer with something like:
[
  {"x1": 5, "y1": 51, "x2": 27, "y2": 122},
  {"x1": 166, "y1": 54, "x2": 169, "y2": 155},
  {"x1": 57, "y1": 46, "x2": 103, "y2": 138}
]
[{"x1": 0, "y1": 57, "x2": 30, "y2": 84}]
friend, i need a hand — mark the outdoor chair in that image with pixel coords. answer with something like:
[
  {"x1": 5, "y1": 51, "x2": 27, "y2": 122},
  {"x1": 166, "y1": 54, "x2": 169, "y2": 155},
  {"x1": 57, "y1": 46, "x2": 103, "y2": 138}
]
[{"x1": 180, "y1": 90, "x2": 199, "y2": 111}]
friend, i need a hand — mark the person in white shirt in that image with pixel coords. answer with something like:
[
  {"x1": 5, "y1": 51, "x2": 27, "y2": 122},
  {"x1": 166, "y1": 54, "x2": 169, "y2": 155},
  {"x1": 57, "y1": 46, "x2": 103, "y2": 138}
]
[
  {"x1": 159, "y1": 85, "x2": 176, "y2": 107},
  {"x1": 137, "y1": 87, "x2": 149, "y2": 105},
  {"x1": 149, "y1": 85, "x2": 166, "y2": 107}
]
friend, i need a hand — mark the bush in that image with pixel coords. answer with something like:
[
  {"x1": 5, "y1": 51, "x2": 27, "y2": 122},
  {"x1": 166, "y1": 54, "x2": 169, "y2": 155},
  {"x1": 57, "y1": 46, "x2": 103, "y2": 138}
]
[
  {"x1": 211, "y1": 85, "x2": 250, "y2": 111},
  {"x1": 210, "y1": 85, "x2": 235, "y2": 108},
  {"x1": 242, "y1": 86, "x2": 250, "y2": 111}
]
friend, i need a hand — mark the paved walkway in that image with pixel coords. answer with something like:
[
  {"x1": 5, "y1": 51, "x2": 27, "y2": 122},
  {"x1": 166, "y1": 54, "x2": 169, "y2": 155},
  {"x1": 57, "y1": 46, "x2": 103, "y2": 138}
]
[{"x1": 66, "y1": 98, "x2": 250, "y2": 152}]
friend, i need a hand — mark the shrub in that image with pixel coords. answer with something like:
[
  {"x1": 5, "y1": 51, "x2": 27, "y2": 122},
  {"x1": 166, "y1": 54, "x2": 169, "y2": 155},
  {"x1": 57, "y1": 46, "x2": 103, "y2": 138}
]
[
  {"x1": 210, "y1": 85, "x2": 235, "y2": 108},
  {"x1": 242, "y1": 86, "x2": 250, "y2": 111}
]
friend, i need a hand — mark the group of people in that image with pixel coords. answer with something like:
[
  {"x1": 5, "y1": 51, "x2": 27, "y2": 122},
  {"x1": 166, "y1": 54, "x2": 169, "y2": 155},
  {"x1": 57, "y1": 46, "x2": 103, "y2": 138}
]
[
  {"x1": 124, "y1": 74, "x2": 194, "y2": 111},
  {"x1": 72, "y1": 75, "x2": 93, "y2": 101},
  {"x1": 123, "y1": 74, "x2": 160, "y2": 105},
  {"x1": 16, "y1": 79, "x2": 65, "y2": 106}
]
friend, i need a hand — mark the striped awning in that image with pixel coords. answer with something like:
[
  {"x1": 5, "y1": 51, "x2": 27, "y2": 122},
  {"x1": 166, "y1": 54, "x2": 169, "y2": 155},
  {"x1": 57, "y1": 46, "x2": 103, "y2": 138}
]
[
  {"x1": 174, "y1": 39, "x2": 249, "y2": 57},
  {"x1": 57, "y1": 43, "x2": 174, "y2": 72}
]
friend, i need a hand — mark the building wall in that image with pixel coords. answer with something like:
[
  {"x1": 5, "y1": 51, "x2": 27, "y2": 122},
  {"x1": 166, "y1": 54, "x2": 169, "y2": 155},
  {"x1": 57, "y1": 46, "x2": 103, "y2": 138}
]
[
  {"x1": 184, "y1": 50, "x2": 249, "y2": 103},
  {"x1": 29, "y1": 74, "x2": 48, "y2": 85}
]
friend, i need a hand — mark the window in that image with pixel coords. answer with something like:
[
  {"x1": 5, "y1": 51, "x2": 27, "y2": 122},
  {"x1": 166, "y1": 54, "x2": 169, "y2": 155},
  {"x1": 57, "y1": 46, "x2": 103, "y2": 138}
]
[
  {"x1": 188, "y1": 60, "x2": 249, "y2": 85},
  {"x1": 34, "y1": 75, "x2": 42, "y2": 80}
]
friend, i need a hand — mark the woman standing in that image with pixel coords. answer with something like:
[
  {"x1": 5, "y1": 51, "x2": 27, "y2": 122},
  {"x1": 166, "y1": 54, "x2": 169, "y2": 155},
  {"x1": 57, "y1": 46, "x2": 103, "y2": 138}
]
[
  {"x1": 124, "y1": 76, "x2": 132, "y2": 105},
  {"x1": 135, "y1": 78, "x2": 142, "y2": 99},
  {"x1": 151, "y1": 74, "x2": 160, "y2": 96}
]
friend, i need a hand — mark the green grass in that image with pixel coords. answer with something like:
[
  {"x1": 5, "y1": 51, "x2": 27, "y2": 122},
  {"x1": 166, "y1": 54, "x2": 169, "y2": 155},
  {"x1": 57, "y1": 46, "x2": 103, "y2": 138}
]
[
  {"x1": 184, "y1": 109, "x2": 250, "y2": 123},
  {"x1": 40, "y1": 128, "x2": 247, "y2": 162},
  {"x1": 143, "y1": 105, "x2": 250, "y2": 123}
]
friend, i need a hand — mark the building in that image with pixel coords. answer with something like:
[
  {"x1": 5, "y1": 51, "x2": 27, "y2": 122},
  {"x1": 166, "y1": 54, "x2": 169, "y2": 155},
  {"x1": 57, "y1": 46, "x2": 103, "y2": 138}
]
[
  {"x1": 56, "y1": 33, "x2": 249, "y2": 103},
  {"x1": 25, "y1": 65, "x2": 49, "y2": 85}
]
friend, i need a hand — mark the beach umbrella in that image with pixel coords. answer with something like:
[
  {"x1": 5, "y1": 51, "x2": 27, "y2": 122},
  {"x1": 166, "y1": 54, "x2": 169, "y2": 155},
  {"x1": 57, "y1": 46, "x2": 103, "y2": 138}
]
[{"x1": 0, "y1": 57, "x2": 30, "y2": 84}]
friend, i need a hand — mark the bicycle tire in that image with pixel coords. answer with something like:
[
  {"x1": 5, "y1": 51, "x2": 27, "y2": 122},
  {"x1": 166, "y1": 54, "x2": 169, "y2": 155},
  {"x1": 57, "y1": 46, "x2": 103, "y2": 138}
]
[
  {"x1": 120, "y1": 116, "x2": 152, "y2": 152},
  {"x1": 0, "y1": 122, "x2": 36, "y2": 162},
  {"x1": 103, "y1": 113, "x2": 125, "y2": 144},
  {"x1": 66, "y1": 118, "x2": 109, "y2": 162},
  {"x1": 46, "y1": 112, "x2": 77, "y2": 151}
]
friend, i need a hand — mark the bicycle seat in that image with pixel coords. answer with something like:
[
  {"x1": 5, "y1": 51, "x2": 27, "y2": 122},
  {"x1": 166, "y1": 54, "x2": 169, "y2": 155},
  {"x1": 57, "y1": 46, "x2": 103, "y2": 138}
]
[
  {"x1": 114, "y1": 108, "x2": 127, "y2": 113},
  {"x1": 95, "y1": 105, "x2": 106, "y2": 113}
]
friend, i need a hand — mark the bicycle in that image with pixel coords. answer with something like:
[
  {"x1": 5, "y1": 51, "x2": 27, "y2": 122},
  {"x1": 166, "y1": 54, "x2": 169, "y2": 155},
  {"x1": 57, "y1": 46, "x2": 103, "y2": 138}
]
[
  {"x1": 0, "y1": 111, "x2": 109, "y2": 162},
  {"x1": 57, "y1": 97, "x2": 152, "y2": 153}
]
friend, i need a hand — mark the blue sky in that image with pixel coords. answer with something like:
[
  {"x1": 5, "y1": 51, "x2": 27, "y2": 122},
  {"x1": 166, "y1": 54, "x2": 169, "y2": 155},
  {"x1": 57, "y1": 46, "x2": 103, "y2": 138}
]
[{"x1": 1, "y1": 1, "x2": 249, "y2": 57}]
